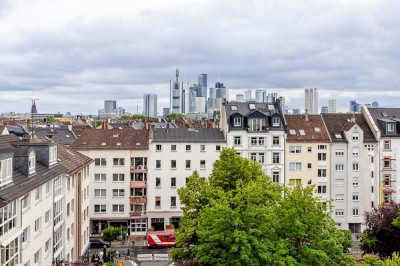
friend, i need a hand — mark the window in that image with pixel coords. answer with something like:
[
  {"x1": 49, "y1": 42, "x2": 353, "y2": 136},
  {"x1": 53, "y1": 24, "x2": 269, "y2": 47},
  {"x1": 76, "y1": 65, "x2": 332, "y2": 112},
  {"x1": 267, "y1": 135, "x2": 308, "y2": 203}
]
[
  {"x1": 45, "y1": 210, "x2": 51, "y2": 224},
  {"x1": 384, "y1": 140, "x2": 391, "y2": 150},
  {"x1": 353, "y1": 194, "x2": 359, "y2": 201},
  {"x1": 272, "y1": 117, "x2": 280, "y2": 127},
  {"x1": 289, "y1": 179, "x2": 301, "y2": 186},
  {"x1": 318, "y1": 169, "x2": 327, "y2": 178},
  {"x1": 94, "y1": 205, "x2": 106, "y2": 213},
  {"x1": 29, "y1": 152, "x2": 36, "y2": 174},
  {"x1": 112, "y1": 189, "x2": 124, "y2": 197},
  {"x1": 384, "y1": 175, "x2": 391, "y2": 186},
  {"x1": 384, "y1": 158, "x2": 391, "y2": 168},
  {"x1": 113, "y1": 174, "x2": 125, "y2": 182},
  {"x1": 272, "y1": 172, "x2": 280, "y2": 183},
  {"x1": 307, "y1": 147, "x2": 312, "y2": 152},
  {"x1": 156, "y1": 177, "x2": 161, "y2": 187},
  {"x1": 171, "y1": 177, "x2": 176, "y2": 187},
  {"x1": 130, "y1": 218, "x2": 147, "y2": 232},
  {"x1": 200, "y1": 145, "x2": 205, "y2": 151},
  {"x1": 46, "y1": 181, "x2": 51, "y2": 194},
  {"x1": 171, "y1": 197, "x2": 177, "y2": 208},
  {"x1": 230, "y1": 105, "x2": 238, "y2": 111},
  {"x1": 353, "y1": 178, "x2": 359, "y2": 187},
  {"x1": 22, "y1": 226, "x2": 30, "y2": 243},
  {"x1": 94, "y1": 189, "x2": 106, "y2": 198},
  {"x1": 156, "y1": 144, "x2": 162, "y2": 151},
  {"x1": 233, "y1": 117, "x2": 242, "y2": 126},
  {"x1": 289, "y1": 146, "x2": 302, "y2": 154},
  {"x1": 335, "y1": 150, "x2": 344, "y2": 156},
  {"x1": 171, "y1": 160, "x2": 177, "y2": 169},
  {"x1": 318, "y1": 145, "x2": 327, "y2": 150},
  {"x1": 0, "y1": 158, "x2": 12, "y2": 186},
  {"x1": 317, "y1": 185, "x2": 327, "y2": 194},
  {"x1": 34, "y1": 217, "x2": 41, "y2": 233},
  {"x1": 308, "y1": 163, "x2": 312, "y2": 169},
  {"x1": 299, "y1": 129, "x2": 305, "y2": 136},
  {"x1": 371, "y1": 157, "x2": 374, "y2": 163},
  {"x1": 387, "y1": 123, "x2": 395, "y2": 132},
  {"x1": 352, "y1": 133, "x2": 359, "y2": 141},
  {"x1": 365, "y1": 144, "x2": 374, "y2": 151},
  {"x1": 250, "y1": 153, "x2": 257, "y2": 161},
  {"x1": 336, "y1": 164, "x2": 344, "y2": 171},
  {"x1": 112, "y1": 205, "x2": 124, "y2": 213},
  {"x1": 113, "y1": 158, "x2": 125, "y2": 166},
  {"x1": 352, "y1": 208, "x2": 359, "y2": 216},
  {"x1": 234, "y1": 136, "x2": 241, "y2": 145},
  {"x1": 185, "y1": 160, "x2": 191, "y2": 169},
  {"x1": 186, "y1": 145, "x2": 191, "y2": 151},
  {"x1": 335, "y1": 194, "x2": 344, "y2": 202},
  {"x1": 67, "y1": 202, "x2": 70, "y2": 217},
  {"x1": 34, "y1": 249, "x2": 41, "y2": 264},
  {"x1": 289, "y1": 162, "x2": 302, "y2": 170},
  {"x1": 258, "y1": 137, "x2": 265, "y2": 145},
  {"x1": 335, "y1": 210, "x2": 344, "y2": 216},
  {"x1": 272, "y1": 136, "x2": 280, "y2": 146},
  {"x1": 318, "y1": 153, "x2": 327, "y2": 161},
  {"x1": 249, "y1": 103, "x2": 256, "y2": 110},
  {"x1": 156, "y1": 160, "x2": 161, "y2": 169},
  {"x1": 371, "y1": 171, "x2": 374, "y2": 178},
  {"x1": 200, "y1": 160, "x2": 206, "y2": 169},
  {"x1": 155, "y1": 197, "x2": 161, "y2": 208},
  {"x1": 353, "y1": 163, "x2": 359, "y2": 171},
  {"x1": 94, "y1": 174, "x2": 106, "y2": 182},
  {"x1": 371, "y1": 186, "x2": 374, "y2": 193},
  {"x1": 216, "y1": 145, "x2": 221, "y2": 151},
  {"x1": 35, "y1": 187, "x2": 41, "y2": 201},
  {"x1": 45, "y1": 238, "x2": 51, "y2": 253},
  {"x1": 171, "y1": 145, "x2": 176, "y2": 151},
  {"x1": 272, "y1": 152, "x2": 280, "y2": 164},
  {"x1": 22, "y1": 194, "x2": 30, "y2": 210},
  {"x1": 352, "y1": 149, "x2": 359, "y2": 156},
  {"x1": 94, "y1": 158, "x2": 106, "y2": 166},
  {"x1": 314, "y1": 127, "x2": 320, "y2": 132},
  {"x1": 251, "y1": 137, "x2": 257, "y2": 146}
]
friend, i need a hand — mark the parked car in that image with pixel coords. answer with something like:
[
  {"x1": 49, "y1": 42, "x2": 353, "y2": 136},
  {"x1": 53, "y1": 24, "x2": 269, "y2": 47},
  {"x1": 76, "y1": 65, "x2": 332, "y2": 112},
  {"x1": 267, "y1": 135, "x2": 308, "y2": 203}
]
[{"x1": 90, "y1": 238, "x2": 111, "y2": 248}]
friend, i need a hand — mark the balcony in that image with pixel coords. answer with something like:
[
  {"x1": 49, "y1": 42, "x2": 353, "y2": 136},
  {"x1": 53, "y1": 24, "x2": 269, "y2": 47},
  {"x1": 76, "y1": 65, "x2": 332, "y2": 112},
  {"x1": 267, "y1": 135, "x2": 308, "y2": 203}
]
[
  {"x1": 131, "y1": 165, "x2": 148, "y2": 173},
  {"x1": 130, "y1": 196, "x2": 147, "y2": 204},
  {"x1": 130, "y1": 181, "x2": 147, "y2": 188}
]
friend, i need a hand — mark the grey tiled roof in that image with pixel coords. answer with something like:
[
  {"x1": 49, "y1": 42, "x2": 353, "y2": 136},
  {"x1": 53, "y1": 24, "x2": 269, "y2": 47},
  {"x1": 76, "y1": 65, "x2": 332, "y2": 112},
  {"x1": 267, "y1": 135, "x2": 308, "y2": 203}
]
[
  {"x1": 368, "y1": 108, "x2": 400, "y2": 137},
  {"x1": 224, "y1": 101, "x2": 281, "y2": 117},
  {"x1": 34, "y1": 127, "x2": 76, "y2": 145},
  {"x1": 153, "y1": 128, "x2": 225, "y2": 142}
]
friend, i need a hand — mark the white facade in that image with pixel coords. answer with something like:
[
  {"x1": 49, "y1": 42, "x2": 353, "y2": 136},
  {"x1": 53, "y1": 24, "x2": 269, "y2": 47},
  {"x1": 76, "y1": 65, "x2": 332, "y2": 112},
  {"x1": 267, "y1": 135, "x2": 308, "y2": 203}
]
[{"x1": 147, "y1": 141, "x2": 226, "y2": 231}]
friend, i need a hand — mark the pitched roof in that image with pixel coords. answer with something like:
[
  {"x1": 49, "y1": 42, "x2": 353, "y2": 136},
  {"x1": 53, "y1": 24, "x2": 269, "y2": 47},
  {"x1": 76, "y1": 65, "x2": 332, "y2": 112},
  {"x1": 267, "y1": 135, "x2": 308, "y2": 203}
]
[
  {"x1": 57, "y1": 144, "x2": 93, "y2": 175},
  {"x1": 224, "y1": 101, "x2": 281, "y2": 117},
  {"x1": 368, "y1": 108, "x2": 400, "y2": 137},
  {"x1": 34, "y1": 127, "x2": 76, "y2": 145},
  {"x1": 285, "y1": 114, "x2": 330, "y2": 142},
  {"x1": 70, "y1": 129, "x2": 149, "y2": 150},
  {"x1": 322, "y1": 113, "x2": 376, "y2": 143},
  {"x1": 71, "y1": 125, "x2": 91, "y2": 138},
  {"x1": 153, "y1": 128, "x2": 225, "y2": 142}
]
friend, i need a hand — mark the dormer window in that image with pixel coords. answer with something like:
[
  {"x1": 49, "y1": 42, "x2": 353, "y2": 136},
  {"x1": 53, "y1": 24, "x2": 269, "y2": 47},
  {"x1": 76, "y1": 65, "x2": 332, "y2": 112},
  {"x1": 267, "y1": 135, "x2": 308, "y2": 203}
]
[
  {"x1": 233, "y1": 117, "x2": 242, "y2": 127},
  {"x1": 29, "y1": 151, "x2": 36, "y2": 175},
  {"x1": 272, "y1": 117, "x2": 280, "y2": 127},
  {"x1": 0, "y1": 157, "x2": 13, "y2": 187},
  {"x1": 388, "y1": 123, "x2": 395, "y2": 133},
  {"x1": 49, "y1": 145, "x2": 58, "y2": 166}
]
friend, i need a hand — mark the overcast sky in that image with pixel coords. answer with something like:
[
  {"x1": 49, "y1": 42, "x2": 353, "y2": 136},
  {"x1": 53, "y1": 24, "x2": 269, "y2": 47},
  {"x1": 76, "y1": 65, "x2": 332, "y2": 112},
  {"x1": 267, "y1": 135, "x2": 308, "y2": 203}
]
[{"x1": 0, "y1": 0, "x2": 399, "y2": 115}]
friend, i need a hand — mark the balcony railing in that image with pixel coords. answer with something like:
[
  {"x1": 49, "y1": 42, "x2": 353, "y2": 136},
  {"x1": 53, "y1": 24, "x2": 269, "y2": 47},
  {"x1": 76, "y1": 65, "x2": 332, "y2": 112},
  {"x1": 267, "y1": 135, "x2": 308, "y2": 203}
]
[
  {"x1": 130, "y1": 181, "x2": 147, "y2": 188},
  {"x1": 130, "y1": 196, "x2": 147, "y2": 204},
  {"x1": 129, "y1": 211, "x2": 147, "y2": 217},
  {"x1": 130, "y1": 165, "x2": 148, "y2": 173}
]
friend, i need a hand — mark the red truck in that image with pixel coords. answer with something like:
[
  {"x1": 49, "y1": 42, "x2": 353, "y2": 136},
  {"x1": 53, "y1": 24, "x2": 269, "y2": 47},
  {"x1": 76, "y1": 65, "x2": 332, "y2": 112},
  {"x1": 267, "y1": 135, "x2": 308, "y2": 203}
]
[{"x1": 147, "y1": 231, "x2": 176, "y2": 247}]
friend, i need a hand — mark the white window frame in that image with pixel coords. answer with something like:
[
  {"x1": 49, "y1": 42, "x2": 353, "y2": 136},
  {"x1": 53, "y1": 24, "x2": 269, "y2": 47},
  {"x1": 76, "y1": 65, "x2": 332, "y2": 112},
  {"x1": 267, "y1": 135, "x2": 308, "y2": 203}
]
[
  {"x1": 94, "y1": 204, "x2": 106, "y2": 213},
  {"x1": 94, "y1": 189, "x2": 107, "y2": 198},
  {"x1": 233, "y1": 117, "x2": 242, "y2": 127}
]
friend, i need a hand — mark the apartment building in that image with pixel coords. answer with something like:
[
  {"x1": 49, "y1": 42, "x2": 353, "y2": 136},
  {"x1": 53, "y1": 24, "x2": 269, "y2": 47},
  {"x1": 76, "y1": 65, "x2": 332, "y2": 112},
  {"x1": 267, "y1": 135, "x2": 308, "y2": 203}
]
[
  {"x1": 363, "y1": 107, "x2": 400, "y2": 205},
  {"x1": 220, "y1": 101, "x2": 286, "y2": 184},
  {"x1": 147, "y1": 128, "x2": 226, "y2": 231},
  {"x1": 322, "y1": 113, "x2": 378, "y2": 233},
  {"x1": 70, "y1": 128, "x2": 150, "y2": 237},
  {"x1": 284, "y1": 114, "x2": 331, "y2": 200}
]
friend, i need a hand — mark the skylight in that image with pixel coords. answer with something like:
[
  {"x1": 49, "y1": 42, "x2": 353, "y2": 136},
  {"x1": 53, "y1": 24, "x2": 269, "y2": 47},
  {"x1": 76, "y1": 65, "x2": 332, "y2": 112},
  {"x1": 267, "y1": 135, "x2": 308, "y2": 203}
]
[
  {"x1": 314, "y1": 127, "x2": 320, "y2": 132},
  {"x1": 116, "y1": 142, "x2": 121, "y2": 146},
  {"x1": 382, "y1": 112, "x2": 388, "y2": 117},
  {"x1": 101, "y1": 142, "x2": 106, "y2": 146},
  {"x1": 289, "y1": 129, "x2": 296, "y2": 135},
  {"x1": 299, "y1": 129, "x2": 305, "y2": 136},
  {"x1": 335, "y1": 134, "x2": 342, "y2": 139},
  {"x1": 249, "y1": 103, "x2": 256, "y2": 110},
  {"x1": 230, "y1": 105, "x2": 238, "y2": 111},
  {"x1": 268, "y1": 105, "x2": 275, "y2": 110}
]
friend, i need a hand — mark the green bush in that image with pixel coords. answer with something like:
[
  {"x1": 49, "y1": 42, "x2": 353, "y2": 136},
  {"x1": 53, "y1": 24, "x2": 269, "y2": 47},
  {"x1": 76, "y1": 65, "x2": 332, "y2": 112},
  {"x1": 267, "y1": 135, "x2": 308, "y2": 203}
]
[{"x1": 102, "y1": 227, "x2": 120, "y2": 241}]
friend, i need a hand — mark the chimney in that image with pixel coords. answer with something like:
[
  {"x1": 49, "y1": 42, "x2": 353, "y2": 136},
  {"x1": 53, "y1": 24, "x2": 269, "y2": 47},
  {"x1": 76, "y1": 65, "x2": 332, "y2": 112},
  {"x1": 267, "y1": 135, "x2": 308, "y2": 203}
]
[
  {"x1": 112, "y1": 128, "x2": 119, "y2": 137},
  {"x1": 149, "y1": 124, "x2": 155, "y2": 143},
  {"x1": 166, "y1": 123, "x2": 170, "y2": 128},
  {"x1": 305, "y1": 110, "x2": 309, "y2": 121},
  {"x1": 206, "y1": 121, "x2": 211, "y2": 128},
  {"x1": 144, "y1": 121, "x2": 148, "y2": 129},
  {"x1": 351, "y1": 116, "x2": 356, "y2": 123}
]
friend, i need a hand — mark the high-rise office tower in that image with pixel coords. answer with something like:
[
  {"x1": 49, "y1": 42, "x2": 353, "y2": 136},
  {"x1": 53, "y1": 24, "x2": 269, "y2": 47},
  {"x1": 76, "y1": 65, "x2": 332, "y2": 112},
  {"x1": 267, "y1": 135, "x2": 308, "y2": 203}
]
[
  {"x1": 371, "y1": 102, "x2": 379, "y2": 108},
  {"x1": 170, "y1": 69, "x2": 182, "y2": 114},
  {"x1": 198, "y1": 74, "x2": 207, "y2": 98},
  {"x1": 143, "y1": 94, "x2": 157, "y2": 117},
  {"x1": 215, "y1": 82, "x2": 227, "y2": 99},
  {"x1": 304, "y1": 88, "x2": 318, "y2": 114},
  {"x1": 255, "y1": 89, "x2": 267, "y2": 103},
  {"x1": 268, "y1": 92, "x2": 278, "y2": 103},
  {"x1": 104, "y1": 100, "x2": 117, "y2": 111},
  {"x1": 236, "y1": 94, "x2": 245, "y2": 102},
  {"x1": 321, "y1": 106, "x2": 328, "y2": 113},
  {"x1": 349, "y1": 100, "x2": 360, "y2": 113},
  {"x1": 245, "y1": 90, "x2": 252, "y2": 101},
  {"x1": 328, "y1": 99, "x2": 336, "y2": 113}
]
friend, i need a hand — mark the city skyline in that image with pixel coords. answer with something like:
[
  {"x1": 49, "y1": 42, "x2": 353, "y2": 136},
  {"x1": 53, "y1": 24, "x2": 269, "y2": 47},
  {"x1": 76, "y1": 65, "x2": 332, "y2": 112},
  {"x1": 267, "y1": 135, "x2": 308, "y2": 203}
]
[{"x1": 1, "y1": 1, "x2": 400, "y2": 114}]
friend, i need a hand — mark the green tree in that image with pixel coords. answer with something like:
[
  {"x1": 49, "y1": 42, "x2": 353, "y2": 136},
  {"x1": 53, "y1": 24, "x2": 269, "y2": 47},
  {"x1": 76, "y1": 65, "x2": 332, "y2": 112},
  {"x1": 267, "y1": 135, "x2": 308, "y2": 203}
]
[
  {"x1": 102, "y1": 227, "x2": 120, "y2": 242},
  {"x1": 171, "y1": 148, "x2": 354, "y2": 266}
]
